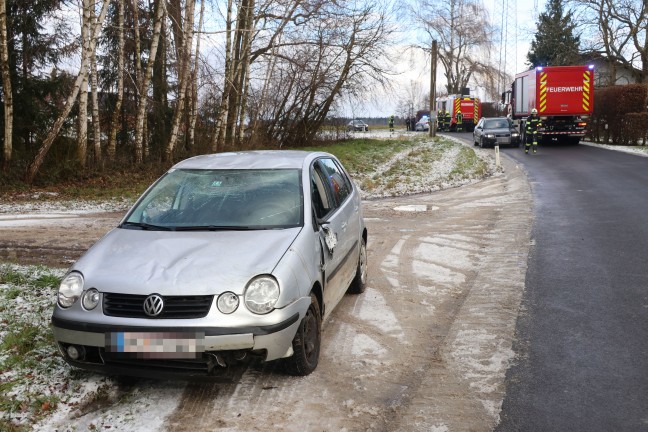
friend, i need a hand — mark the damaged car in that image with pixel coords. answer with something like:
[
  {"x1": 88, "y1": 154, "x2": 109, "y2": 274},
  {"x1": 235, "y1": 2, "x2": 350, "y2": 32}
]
[{"x1": 51, "y1": 150, "x2": 368, "y2": 378}]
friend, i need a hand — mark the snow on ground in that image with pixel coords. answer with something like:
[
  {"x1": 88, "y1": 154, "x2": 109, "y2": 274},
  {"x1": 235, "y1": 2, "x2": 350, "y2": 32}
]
[{"x1": 581, "y1": 141, "x2": 648, "y2": 157}]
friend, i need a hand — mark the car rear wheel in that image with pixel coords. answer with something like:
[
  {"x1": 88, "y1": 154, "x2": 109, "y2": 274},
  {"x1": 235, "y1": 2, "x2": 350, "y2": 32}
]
[
  {"x1": 348, "y1": 237, "x2": 367, "y2": 294},
  {"x1": 283, "y1": 293, "x2": 321, "y2": 376}
]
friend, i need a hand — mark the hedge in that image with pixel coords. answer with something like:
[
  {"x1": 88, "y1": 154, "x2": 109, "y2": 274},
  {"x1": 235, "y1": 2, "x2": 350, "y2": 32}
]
[{"x1": 589, "y1": 84, "x2": 648, "y2": 145}]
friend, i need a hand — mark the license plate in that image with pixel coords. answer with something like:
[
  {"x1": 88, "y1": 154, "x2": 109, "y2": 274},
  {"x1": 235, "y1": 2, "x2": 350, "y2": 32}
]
[{"x1": 106, "y1": 331, "x2": 205, "y2": 359}]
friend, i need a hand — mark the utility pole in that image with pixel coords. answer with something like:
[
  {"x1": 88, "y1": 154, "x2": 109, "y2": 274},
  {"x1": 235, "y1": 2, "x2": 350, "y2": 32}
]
[{"x1": 429, "y1": 40, "x2": 437, "y2": 138}]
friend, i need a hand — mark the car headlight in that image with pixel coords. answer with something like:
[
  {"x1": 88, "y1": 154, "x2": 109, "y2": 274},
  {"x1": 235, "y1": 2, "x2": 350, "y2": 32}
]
[
  {"x1": 217, "y1": 292, "x2": 240, "y2": 314},
  {"x1": 244, "y1": 276, "x2": 280, "y2": 314},
  {"x1": 81, "y1": 288, "x2": 100, "y2": 310},
  {"x1": 485, "y1": 134, "x2": 495, "y2": 138},
  {"x1": 58, "y1": 272, "x2": 84, "y2": 308},
  {"x1": 511, "y1": 132, "x2": 520, "y2": 137}
]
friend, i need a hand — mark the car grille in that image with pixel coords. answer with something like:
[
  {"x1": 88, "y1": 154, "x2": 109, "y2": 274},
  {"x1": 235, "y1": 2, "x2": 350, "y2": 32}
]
[{"x1": 103, "y1": 293, "x2": 213, "y2": 318}]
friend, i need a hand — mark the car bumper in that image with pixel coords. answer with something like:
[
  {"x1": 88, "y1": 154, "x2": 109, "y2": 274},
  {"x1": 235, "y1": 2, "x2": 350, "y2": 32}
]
[
  {"x1": 51, "y1": 296, "x2": 309, "y2": 378},
  {"x1": 482, "y1": 137, "x2": 519, "y2": 146}
]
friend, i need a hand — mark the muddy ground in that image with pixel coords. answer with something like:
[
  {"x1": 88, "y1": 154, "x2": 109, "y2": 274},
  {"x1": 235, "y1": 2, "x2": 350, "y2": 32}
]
[{"x1": 1, "y1": 153, "x2": 533, "y2": 431}]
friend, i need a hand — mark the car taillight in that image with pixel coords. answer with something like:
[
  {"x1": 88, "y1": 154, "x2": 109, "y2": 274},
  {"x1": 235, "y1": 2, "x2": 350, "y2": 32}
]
[{"x1": 578, "y1": 122, "x2": 587, "y2": 127}]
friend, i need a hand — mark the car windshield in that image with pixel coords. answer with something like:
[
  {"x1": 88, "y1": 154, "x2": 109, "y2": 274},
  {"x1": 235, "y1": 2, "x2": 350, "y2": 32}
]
[
  {"x1": 123, "y1": 169, "x2": 303, "y2": 230},
  {"x1": 484, "y1": 120, "x2": 509, "y2": 129}
]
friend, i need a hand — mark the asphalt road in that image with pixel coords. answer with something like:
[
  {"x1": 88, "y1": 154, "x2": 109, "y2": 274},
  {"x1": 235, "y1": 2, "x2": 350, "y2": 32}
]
[{"x1": 478, "y1": 140, "x2": 648, "y2": 431}]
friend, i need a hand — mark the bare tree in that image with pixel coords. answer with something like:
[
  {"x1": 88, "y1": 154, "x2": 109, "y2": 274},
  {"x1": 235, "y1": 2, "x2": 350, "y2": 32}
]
[
  {"x1": 188, "y1": 0, "x2": 205, "y2": 151},
  {"x1": 415, "y1": 0, "x2": 499, "y2": 96},
  {"x1": 107, "y1": 0, "x2": 125, "y2": 161},
  {"x1": 133, "y1": 0, "x2": 166, "y2": 164},
  {"x1": 246, "y1": 0, "x2": 396, "y2": 147},
  {"x1": 26, "y1": 0, "x2": 111, "y2": 184},
  {"x1": 90, "y1": 40, "x2": 101, "y2": 165},
  {"x1": 77, "y1": 0, "x2": 92, "y2": 168},
  {"x1": 0, "y1": 0, "x2": 12, "y2": 171},
  {"x1": 571, "y1": 0, "x2": 648, "y2": 84},
  {"x1": 165, "y1": 0, "x2": 196, "y2": 161}
]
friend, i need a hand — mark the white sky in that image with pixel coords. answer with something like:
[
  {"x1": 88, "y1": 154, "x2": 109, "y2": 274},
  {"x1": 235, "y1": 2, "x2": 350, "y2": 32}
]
[{"x1": 354, "y1": 0, "x2": 547, "y2": 118}]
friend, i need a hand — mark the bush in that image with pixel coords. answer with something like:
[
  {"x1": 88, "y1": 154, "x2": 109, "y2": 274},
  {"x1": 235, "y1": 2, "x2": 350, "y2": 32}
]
[{"x1": 590, "y1": 84, "x2": 648, "y2": 144}]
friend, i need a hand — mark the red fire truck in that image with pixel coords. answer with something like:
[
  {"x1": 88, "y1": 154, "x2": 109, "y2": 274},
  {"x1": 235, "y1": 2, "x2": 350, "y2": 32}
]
[
  {"x1": 503, "y1": 65, "x2": 594, "y2": 145},
  {"x1": 436, "y1": 95, "x2": 481, "y2": 132}
]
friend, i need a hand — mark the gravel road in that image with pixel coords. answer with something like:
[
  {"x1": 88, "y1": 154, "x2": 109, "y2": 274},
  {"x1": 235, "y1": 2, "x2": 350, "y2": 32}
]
[{"x1": 1, "y1": 149, "x2": 533, "y2": 431}]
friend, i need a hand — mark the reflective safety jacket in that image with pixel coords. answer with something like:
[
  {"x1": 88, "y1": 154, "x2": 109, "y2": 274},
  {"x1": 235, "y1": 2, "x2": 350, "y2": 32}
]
[
  {"x1": 456, "y1": 112, "x2": 463, "y2": 123},
  {"x1": 526, "y1": 115, "x2": 542, "y2": 133}
]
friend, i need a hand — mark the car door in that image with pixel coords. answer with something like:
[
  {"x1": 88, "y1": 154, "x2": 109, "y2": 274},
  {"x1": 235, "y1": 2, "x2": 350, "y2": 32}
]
[{"x1": 311, "y1": 158, "x2": 360, "y2": 319}]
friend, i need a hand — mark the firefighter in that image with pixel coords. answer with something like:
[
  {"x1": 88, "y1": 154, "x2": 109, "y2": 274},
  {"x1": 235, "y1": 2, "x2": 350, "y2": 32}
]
[
  {"x1": 444, "y1": 110, "x2": 452, "y2": 131},
  {"x1": 389, "y1": 115, "x2": 394, "y2": 132},
  {"x1": 525, "y1": 108, "x2": 542, "y2": 154},
  {"x1": 437, "y1": 110, "x2": 445, "y2": 131},
  {"x1": 455, "y1": 110, "x2": 463, "y2": 132}
]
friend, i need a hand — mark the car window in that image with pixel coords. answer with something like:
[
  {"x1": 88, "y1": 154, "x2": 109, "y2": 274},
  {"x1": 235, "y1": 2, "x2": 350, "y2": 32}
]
[
  {"x1": 311, "y1": 165, "x2": 335, "y2": 219},
  {"x1": 317, "y1": 158, "x2": 352, "y2": 205},
  {"x1": 124, "y1": 169, "x2": 303, "y2": 229},
  {"x1": 485, "y1": 120, "x2": 508, "y2": 129}
]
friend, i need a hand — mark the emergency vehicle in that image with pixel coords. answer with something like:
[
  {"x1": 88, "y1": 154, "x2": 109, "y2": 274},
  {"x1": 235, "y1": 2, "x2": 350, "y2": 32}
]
[
  {"x1": 436, "y1": 95, "x2": 481, "y2": 132},
  {"x1": 502, "y1": 65, "x2": 594, "y2": 145}
]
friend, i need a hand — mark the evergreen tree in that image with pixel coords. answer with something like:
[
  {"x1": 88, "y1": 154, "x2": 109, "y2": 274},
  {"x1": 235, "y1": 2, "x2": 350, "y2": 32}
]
[{"x1": 527, "y1": 0, "x2": 581, "y2": 68}]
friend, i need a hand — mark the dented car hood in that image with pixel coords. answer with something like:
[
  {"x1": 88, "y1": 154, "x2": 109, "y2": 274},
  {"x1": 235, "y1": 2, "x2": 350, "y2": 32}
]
[{"x1": 72, "y1": 227, "x2": 302, "y2": 296}]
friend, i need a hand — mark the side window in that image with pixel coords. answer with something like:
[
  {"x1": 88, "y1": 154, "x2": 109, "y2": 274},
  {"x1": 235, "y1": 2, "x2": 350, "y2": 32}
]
[
  {"x1": 318, "y1": 158, "x2": 352, "y2": 205},
  {"x1": 311, "y1": 164, "x2": 334, "y2": 219}
]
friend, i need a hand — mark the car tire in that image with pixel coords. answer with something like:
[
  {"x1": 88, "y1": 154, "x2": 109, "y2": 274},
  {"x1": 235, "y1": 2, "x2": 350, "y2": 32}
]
[
  {"x1": 348, "y1": 237, "x2": 367, "y2": 294},
  {"x1": 283, "y1": 293, "x2": 321, "y2": 376}
]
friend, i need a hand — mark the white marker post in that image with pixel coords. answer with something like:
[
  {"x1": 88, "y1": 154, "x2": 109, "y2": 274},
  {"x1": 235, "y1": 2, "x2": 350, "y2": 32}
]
[{"x1": 495, "y1": 145, "x2": 500, "y2": 168}]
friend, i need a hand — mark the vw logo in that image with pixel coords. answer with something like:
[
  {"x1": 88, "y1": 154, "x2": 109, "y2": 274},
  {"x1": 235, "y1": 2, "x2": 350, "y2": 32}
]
[{"x1": 143, "y1": 294, "x2": 164, "y2": 317}]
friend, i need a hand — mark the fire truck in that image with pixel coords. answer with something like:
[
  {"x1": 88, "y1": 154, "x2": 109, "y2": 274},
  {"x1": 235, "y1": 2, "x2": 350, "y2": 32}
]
[
  {"x1": 436, "y1": 95, "x2": 481, "y2": 132},
  {"x1": 503, "y1": 65, "x2": 594, "y2": 145}
]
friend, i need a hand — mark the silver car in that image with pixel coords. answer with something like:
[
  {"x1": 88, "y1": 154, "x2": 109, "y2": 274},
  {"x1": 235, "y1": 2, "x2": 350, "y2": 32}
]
[{"x1": 51, "y1": 151, "x2": 367, "y2": 378}]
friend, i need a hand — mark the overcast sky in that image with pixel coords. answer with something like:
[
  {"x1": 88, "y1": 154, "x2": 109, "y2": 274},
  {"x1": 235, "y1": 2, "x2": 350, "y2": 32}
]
[{"x1": 352, "y1": 0, "x2": 547, "y2": 118}]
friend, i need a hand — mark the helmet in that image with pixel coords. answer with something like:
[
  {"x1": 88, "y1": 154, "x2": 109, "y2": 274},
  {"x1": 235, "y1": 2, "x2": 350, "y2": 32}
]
[{"x1": 531, "y1": 108, "x2": 538, "y2": 115}]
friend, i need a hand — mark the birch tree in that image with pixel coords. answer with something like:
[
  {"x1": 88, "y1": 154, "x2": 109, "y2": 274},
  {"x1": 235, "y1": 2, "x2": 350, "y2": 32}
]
[
  {"x1": 188, "y1": 0, "x2": 205, "y2": 151},
  {"x1": 0, "y1": 0, "x2": 12, "y2": 171},
  {"x1": 165, "y1": 0, "x2": 196, "y2": 161},
  {"x1": 77, "y1": 0, "x2": 91, "y2": 168},
  {"x1": 107, "y1": 0, "x2": 125, "y2": 161},
  {"x1": 133, "y1": 0, "x2": 166, "y2": 164},
  {"x1": 26, "y1": 0, "x2": 110, "y2": 184}
]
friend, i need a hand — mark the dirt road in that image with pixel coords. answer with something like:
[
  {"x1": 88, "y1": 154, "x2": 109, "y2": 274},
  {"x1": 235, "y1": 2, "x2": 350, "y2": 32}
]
[{"x1": 1, "y1": 152, "x2": 533, "y2": 431}]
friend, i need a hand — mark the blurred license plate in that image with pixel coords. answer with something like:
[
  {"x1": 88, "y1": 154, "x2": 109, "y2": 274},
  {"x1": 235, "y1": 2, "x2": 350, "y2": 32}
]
[
  {"x1": 106, "y1": 331, "x2": 205, "y2": 359},
  {"x1": 497, "y1": 137, "x2": 510, "y2": 143}
]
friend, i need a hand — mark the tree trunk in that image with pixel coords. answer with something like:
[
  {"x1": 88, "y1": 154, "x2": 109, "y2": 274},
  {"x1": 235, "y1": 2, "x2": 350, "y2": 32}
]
[
  {"x1": 91, "y1": 47, "x2": 101, "y2": 165},
  {"x1": 224, "y1": 0, "x2": 247, "y2": 148},
  {"x1": 133, "y1": 0, "x2": 166, "y2": 164},
  {"x1": 25, "y1": 0, "x2": 110, "y2": 184},
  {"x1": 235, "y1": 0, "x2": 254, "y2": 147},
  {"x1": 165, "y1": 0, "x2": 196, "y2": 161},
  {"x1": 107, "y1": 0, "x2": 125, "y2": 162},
  {"x1": 77, "y1": 0, "x2": 91, "y2": 168},
  {"x1": 0, "y1": 0, "x2": 12, "y2": 171},
  {"x1": 210, "y1": 0, "x2": 235, "y2": 152},
  {"x1": 188, "y1": 0, "x2": 205, "y2": 152}
]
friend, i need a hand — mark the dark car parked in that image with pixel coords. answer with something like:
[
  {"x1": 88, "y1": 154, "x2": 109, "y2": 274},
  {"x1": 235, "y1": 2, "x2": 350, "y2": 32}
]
[
  {"x1": 473, "y1": 117, "x2": 520, "y2": 148},
  {"x1": 347, "y1": 119, "x2": 369, "y2": 132}
]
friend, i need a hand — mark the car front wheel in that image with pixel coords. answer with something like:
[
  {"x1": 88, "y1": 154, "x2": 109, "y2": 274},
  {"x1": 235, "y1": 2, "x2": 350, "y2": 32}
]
[
  {"x1": 283, "y1": 293, "x2": 321, "y2": 376},
  {"x1": 348, "y1": 237, "x2": 367, "y2": 294}
]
